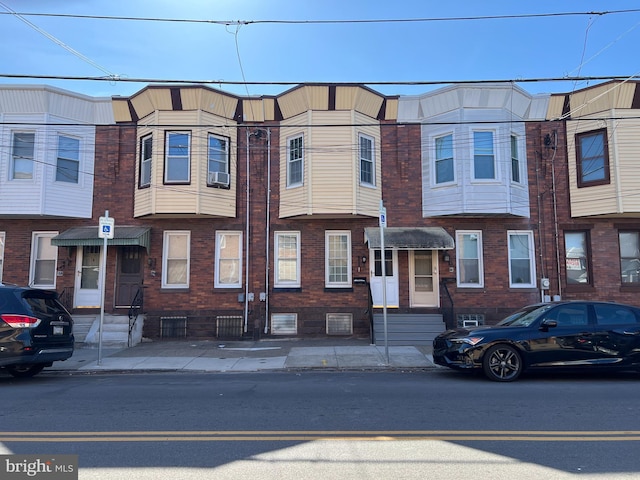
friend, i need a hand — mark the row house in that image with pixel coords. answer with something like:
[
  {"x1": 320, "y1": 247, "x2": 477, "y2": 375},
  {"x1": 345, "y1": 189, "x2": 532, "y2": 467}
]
[{"x1": 2, "y1": 80, "x2": 639, "y2": 346}]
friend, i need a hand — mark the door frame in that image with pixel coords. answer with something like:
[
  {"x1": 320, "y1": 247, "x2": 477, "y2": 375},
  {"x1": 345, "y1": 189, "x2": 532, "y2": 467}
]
[{"x1": 409, "y1": 250, "x2": 440, "y2": 307}]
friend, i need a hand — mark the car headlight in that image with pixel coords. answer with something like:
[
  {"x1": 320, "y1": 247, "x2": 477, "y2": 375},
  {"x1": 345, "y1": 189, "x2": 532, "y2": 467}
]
[{"x1": 451, "y1": 336, "x2": 484, "y2": 346}]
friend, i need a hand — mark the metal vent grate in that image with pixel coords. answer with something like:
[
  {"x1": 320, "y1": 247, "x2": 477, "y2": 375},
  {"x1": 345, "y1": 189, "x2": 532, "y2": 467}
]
[
  {"x1": 457, "y1": 314, "x2": 485, "y2": 328},
  {"x1": 160, "y1": 316, "x2": 187, "y2": 338},
  {"x1": 326, "y1": 313, "x2": 353, "y2": 335},
  {"x1": 216, "y1": 315, "x2": 243, "y2": 339},
  {"x1": 271, "y1": 314, "x2": 297, "y2": 335}
]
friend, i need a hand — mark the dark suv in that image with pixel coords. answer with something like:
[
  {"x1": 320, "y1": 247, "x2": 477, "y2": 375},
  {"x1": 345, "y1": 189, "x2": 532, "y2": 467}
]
[{"x1": 0, "y1": 284, "x2": 74, "y2": 378}]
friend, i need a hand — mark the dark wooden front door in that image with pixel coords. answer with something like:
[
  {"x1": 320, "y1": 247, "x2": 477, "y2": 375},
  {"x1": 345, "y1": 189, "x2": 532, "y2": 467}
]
[{"x1": 116, "y1": 246, "x2": 143, "y2": 307}]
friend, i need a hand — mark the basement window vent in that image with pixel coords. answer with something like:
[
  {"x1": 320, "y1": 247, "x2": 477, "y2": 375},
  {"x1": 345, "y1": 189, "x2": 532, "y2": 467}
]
[
  {"x1": 216, "y1": 315, "x2": 244, "y2": 339},
  {"x1": 457, "y1": 314, "x2": 485, "y2": 328},
  {"x1": 326, "y1": 313, "x2": 353, "y2": 335},
  {"x1": 271, "y1": 313, "x2": 297, "y2": 335},
  {"x1": 160, "y1": 316, "x2": 187, "y2": 338}
]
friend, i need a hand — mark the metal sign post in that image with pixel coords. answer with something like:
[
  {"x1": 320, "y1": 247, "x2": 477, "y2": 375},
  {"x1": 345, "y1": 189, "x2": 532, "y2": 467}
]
[
  {"x1": 379, "y1": 201, "x2": 389, "y2": 365},
  {"x1": 97, "y1": 211, "x2": 114, "y2": 365}
]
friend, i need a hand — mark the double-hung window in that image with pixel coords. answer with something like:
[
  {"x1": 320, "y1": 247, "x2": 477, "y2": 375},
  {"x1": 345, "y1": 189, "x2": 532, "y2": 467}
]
[
  {"x1": 576, "y1": 129, "x2": 609, "y2": 187},
  {"x1": 435, "y1": 134, "x2": 454, "y2": 184},
  {"x1": 456, "y1": 231, "x2": 483, "y2": 287},
  {"x1": 473, "y1": 131, "x2": 495, "y2": 179},
  {"x1": 30, "y1": 232, "x2": 58, "y2": 288},
  {"x1": 508, "y1": 231, "x2": 536, "y2": 288},
  {"x1": 139, "y1": 134, "x2": 152, "y2": 187},
  {"x1": 207, "y1": 133, "x2": 230, "y2": 187},
  {"x1": 565, "y1": 231, "x2": 591, "y2": 285},
  {"x1": 12, "y1": 132, "x2": 35, "y2": 180},
  {"x1": 325, "y1": 231, "x2": 351, "y2": 287},
  {"x1": 215, "y1": 231, "x2": 242, "y2": 288},
  {"x1": 511, "y1": 135, "x2": 521, "y2": 183},
  {"x1": 619, "y1": 231, "x2": 640, "y2": 284},
  {"x1": 56, "y1": 135, "x2": 80, "y2": 183},
  {"x1": 359, "y1": 134, "x2": 375, "y2": 186},
  {"x1": 274, "y1": 232, "x2": 300, "y2": 288},
  {"x1": 165, "y1": 131, "x2": 191, "y2": 183},
  {"x1": 162, "y1": 231, "x2": 190, "y2": 288},
  {"x1": 287, "y1": 134, "x2": 303, "y2": 187}
]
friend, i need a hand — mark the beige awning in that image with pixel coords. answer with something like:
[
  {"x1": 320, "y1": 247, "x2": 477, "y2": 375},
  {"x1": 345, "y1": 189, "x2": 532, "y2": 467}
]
[
  {"x1": 52, "y1": 226, "x2": 151, "y2": 253},
  {"x1": 364, "y1": 227, "x2": 454, "y2": 250}
]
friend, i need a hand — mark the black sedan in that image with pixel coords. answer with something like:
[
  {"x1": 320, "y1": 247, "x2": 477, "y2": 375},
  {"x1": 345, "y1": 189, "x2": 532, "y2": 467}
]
[{"x1": 433, "y1": 301, "x2": 640, "y2": 381}]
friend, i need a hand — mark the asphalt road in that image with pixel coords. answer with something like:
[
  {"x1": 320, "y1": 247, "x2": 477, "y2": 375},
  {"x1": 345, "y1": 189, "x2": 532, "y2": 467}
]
[{"x1": 2, "y1": 368, "x2": 640, "y2": 479}]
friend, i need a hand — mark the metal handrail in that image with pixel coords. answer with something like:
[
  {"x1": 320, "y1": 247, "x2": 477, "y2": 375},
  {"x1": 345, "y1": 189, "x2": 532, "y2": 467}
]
[{"x1": 128, "y1": 286, "x2": 144, "y2": 347}]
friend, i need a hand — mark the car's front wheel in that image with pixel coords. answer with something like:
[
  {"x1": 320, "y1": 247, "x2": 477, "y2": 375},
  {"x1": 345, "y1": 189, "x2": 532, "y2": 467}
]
[
  {"x1": 6, "y1": 364, "x2": 46, "y2": 378},
  {"x1": 482, "y1": 344, "x2": 523, "y2": 382}
]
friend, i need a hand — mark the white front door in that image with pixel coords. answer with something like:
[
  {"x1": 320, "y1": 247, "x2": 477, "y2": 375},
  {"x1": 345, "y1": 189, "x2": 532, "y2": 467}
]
[
  {"x1": 410, "y1": 250, "x2": 439, "y2": 307},
  {"x1": 74, "y1": 245, "x2": 102, "y2": 308},
  {"x1": 369, "y1": 249, "x2": 399, "y2": 308}
]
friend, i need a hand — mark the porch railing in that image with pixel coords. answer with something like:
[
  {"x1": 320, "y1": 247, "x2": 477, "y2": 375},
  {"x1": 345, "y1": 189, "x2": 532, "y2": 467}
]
[{"x1": 128, "y1": 286, "x2": 144, "y2": 347}]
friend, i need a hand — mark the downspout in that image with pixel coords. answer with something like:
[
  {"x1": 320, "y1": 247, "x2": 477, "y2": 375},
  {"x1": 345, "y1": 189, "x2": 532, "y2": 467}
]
[
  {"x1": 244, "y1": 128, "x2": 250, "y2": 333},
  {"x1": 550, "y1": 130, "x2": 562, "y2": 300},
  {"x1": 264, "y1": 128, "x2": 271, "y2": 334}
]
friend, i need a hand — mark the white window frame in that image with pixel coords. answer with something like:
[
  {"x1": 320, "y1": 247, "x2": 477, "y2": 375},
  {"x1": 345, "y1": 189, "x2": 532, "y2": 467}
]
[
  {"x1": 0, "y1": 232, "x2": 5, "y2": 283},
  {"x1": 162, "y1": 231, "x2": 190, "y2": 288},
  {"x1": 274, "y1": 231, "x2": 300, "y2": 288},
  {"x1": 11, "y1": 131, "x2": 35, "y2": 180},
  {"x1": 215, "y1": 231, "x2": 242, "y2": 288},
  {"x1": 325, "y1": 231, "x2": 352, "y2": 287},
  {"x1": 139, "y1": 134, "x2": 152, "y2": 187},
  {"x1": 434, "y1": 133, "x2": 455, "y2": 185},
  {"x1": 359, "y1": 133, "x2": 375, "y2": 186},
  {"x1": 55, "y1": 134, "x2": 81, "y2": 184},
  {"x1": 207, "y1": 133, "x2": 230, "y2": 183},
  {"x1": 508, "y1": 230, "x2": 536, "y2": 288},
  {"x1": 510, "y1": 134, "x2": 521, "y2": 184},
  {"x1": 473, "y1": 130, "x2": 496, "y2": 180},
  {"x1": 29, "y1": 232, "x2": 58, "y2": 289},
  {"x1": 165, "y1": 131, "x2": 191, "y2": 184},
  {"x1": 287, "y1": 134, "x2": 304, "y2": 187},
  {"x1": 456, "y1": 230, "x2": 484, "y2": 288}
]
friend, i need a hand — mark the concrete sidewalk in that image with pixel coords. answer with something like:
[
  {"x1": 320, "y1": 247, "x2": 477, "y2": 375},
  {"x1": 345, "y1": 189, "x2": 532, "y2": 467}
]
[{"x1": 47, "y1": 338, "x2": 436, "y2": 374}]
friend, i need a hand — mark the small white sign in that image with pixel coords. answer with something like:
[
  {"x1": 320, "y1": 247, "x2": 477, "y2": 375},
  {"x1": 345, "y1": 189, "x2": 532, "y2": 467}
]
[
  {"x1": 379, "y1": 207, "x2": 387, "y2": 228},
  {"x1": 99, "y1": 217, "x2": 115, "y2": 239}
]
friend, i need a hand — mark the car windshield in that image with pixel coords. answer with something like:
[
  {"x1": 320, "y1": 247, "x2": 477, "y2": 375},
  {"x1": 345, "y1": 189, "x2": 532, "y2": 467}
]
[{"x1": 497, "y1": 304, "x2": 555, "y2": 327}]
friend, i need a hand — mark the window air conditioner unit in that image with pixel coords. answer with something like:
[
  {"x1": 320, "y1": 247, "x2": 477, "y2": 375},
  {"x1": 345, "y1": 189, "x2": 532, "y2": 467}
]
[{"x1": 208, "y1": 171, "x2": 230, "y2": 186}]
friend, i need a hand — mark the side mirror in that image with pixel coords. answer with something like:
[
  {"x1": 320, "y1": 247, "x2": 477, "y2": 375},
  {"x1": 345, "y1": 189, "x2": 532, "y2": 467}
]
[{"x1": 539, "y1": 319, "x2": 558, "y2": 331}]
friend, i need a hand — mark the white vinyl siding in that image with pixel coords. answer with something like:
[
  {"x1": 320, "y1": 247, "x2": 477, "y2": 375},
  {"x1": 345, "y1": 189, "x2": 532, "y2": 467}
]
[
  {"x1": 162, "y1": 231, "x2": 190, "y2": 288},
  {"x1": 508, "y1": 231, "x2": 536, "y2": 288},
  {"x1": 274, "y1": 232, "x2": 300, "y2": 287},
  {"x1": 456, "y1": 231, "x2": 483, "y2": 287},
  {"x1": 325, "y1": 231, "x2": 351, "y2": 287},
  {"x1": 215, "y1": 231, "x2": 242, "y2": 288},
  {"x1": 30, "y1": 232, "x2": 58, "y2": 289}
]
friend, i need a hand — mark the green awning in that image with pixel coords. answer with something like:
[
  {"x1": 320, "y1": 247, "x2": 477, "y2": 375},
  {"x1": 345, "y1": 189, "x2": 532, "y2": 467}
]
[
  {"x1": 364, "y1": 227, "x2": 454, "y2": 250},
  {"x1": 52, "y1": 226, "x2": 151, "y2": 253}
]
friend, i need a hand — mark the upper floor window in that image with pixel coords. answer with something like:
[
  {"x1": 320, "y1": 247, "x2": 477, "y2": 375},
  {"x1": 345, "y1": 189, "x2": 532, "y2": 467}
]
[
  {"x1": 215, "y1": 231, "x2": 242, "y2": 288},
  {"x1": 576, "y1": 129, "x2": 610, "y2": 187},
  {"x1": 162, "y1": 230, "x2": 190, "y2": 288},
  {"x1": 359, "y1": 133, "x2": 375, "y2": 186},
  {"x1": 435, "y1": 134, "x2": 454, "y2": 184},
  {"x1": 456, "y1": 231, "x2": 483, "y2": 287},
  {"x1": 55, "y1": 135, "x2": 80, "y2": 184},
  {"x1": 325, "y1": 231, "x2": 351, "y2": 287},
  {"x1": 511, "y1": 135, "x2": 521, "y2": 183},
  {"x1": 473, "y1": 131, "x2": 495, "y2": 179},
  {"x1": 139, "y1": 134, "x2": 152, "y2": 188},
  {"x1": 619, "y1": 231, "x2": 640, "y2": 284},
  {"x1": 287, "y1": 134, "x2": 303, "y2": 187},
  {"x1": 165, "y1": 131, "x2": 190, "y2": 184},
  {"x1": 30, "y1": 232, "x2": 58, "y2": 289},
  {"x1": 207, "y1": 134, "x2": 230, "y2": 187},
  {"x1": 275, "y1": 231, "x2": 300, "y2": 287},
  {"x1": 508, "y1": 230, "x2": 536, "y2": 288},
  {"x1": 565, "y1": 231, "x2": 591, "y2": 286},
  {"x1": 11, "y1": 132, "x2": 35, "y2": 180}
]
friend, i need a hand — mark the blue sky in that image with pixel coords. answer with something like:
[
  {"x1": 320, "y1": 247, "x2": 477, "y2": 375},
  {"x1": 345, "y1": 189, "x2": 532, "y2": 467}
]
[{"x1": 0, "y1": 0, "x2": 639, "y2": 99}]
